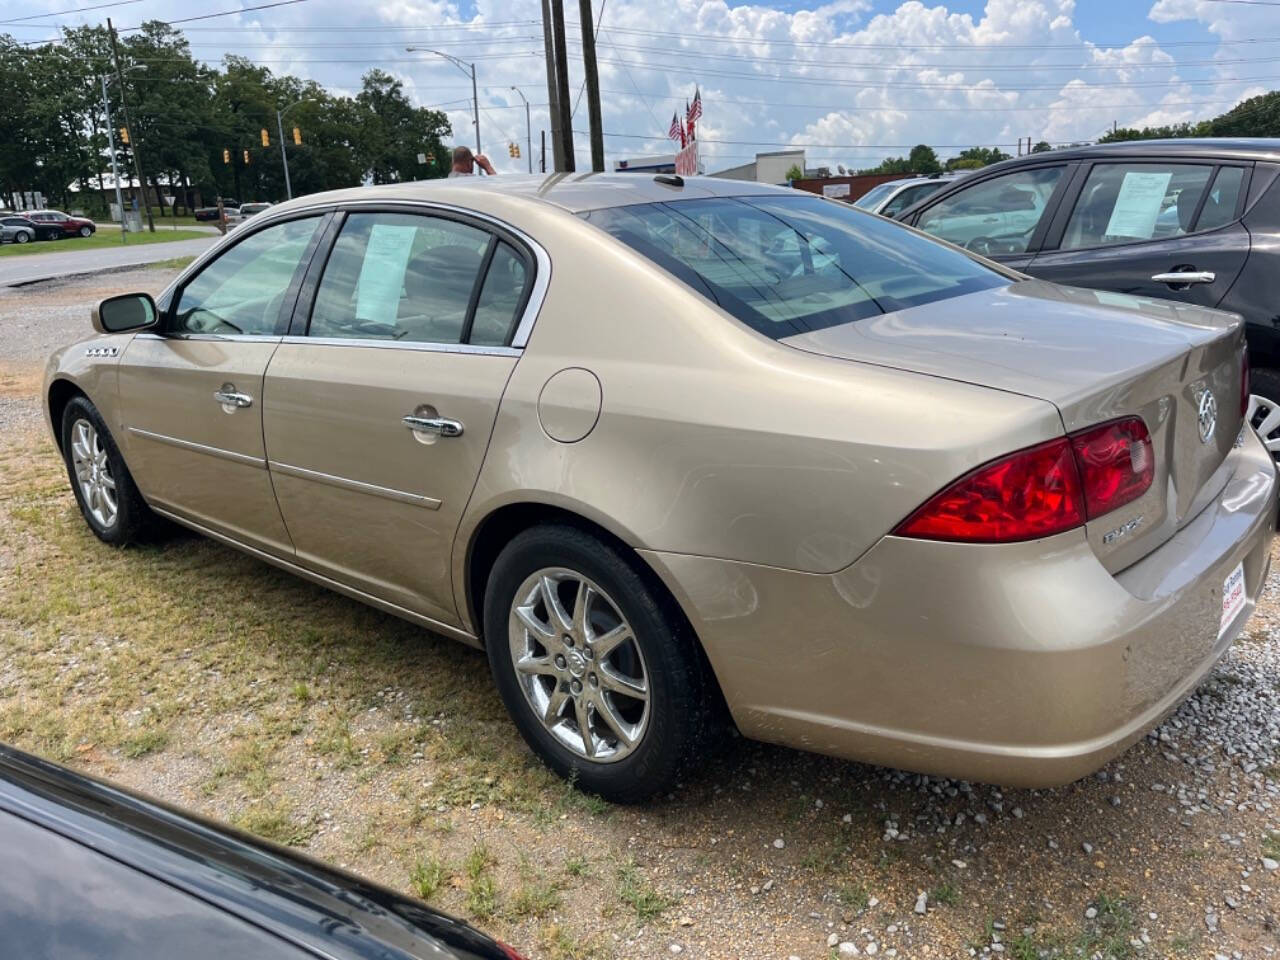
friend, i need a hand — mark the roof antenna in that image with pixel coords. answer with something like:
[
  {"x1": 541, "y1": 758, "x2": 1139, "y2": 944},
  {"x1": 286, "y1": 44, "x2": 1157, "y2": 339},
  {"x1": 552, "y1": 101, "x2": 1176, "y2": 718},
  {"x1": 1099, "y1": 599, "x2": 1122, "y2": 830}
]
[{"x1": 654, "y1": 174, "x2": 684, "y2": 187}]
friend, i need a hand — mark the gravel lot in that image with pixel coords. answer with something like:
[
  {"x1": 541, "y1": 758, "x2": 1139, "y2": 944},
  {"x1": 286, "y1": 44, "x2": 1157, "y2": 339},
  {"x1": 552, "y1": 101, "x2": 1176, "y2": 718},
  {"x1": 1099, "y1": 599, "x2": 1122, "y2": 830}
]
[{"x1": 0, "y1": 269, "x2": 1277, "y2": 960}]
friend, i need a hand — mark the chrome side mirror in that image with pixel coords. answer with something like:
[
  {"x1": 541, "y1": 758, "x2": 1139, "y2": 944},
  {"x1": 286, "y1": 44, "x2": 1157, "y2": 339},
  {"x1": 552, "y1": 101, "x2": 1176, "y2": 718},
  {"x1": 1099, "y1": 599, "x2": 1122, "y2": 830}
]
[{"x1": 92, "y1": 292, "x2": 157, "y2": 334}]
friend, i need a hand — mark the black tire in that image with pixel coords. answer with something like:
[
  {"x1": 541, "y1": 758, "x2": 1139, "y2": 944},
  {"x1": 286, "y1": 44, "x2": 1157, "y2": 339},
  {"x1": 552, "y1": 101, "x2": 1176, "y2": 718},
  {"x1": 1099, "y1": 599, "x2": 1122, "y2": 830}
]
[
  {"x1": 60, "y1": 395, "x2": 153, "y2": 546},
  {"x1": 484, "y1": 524, "x2": 712, "y2": 803},
  {"x1": 14, "y1": 230, "x2": 29, "y2": 244},
  {"x1": 78, "y1": 225, "x2": 92, "y2": 237}
]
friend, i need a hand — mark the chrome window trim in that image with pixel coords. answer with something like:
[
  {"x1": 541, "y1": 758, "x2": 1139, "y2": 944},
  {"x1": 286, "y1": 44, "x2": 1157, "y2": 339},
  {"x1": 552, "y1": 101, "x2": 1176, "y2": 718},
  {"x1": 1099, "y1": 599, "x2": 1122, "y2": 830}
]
[
  {"x1": 158, "y1": 198, "x2": 551, "y2": 350},
  {"x1": 126, "y1": 426, "x2": 266, "y2": 469},
  {"x1": 271, "y1": 461, "x2": 442, "y2": 509},
  {"x1": 134, "y1": 332, "x2": 283, "y2": 344},
  {"x1": 278, "y1": 335, "x2": 520, "y2": 357}
]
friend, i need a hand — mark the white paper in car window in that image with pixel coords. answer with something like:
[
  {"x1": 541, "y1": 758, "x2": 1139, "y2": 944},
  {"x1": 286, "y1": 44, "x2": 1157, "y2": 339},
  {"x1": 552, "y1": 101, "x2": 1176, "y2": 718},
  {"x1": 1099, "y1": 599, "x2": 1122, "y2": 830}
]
[
  {"x1": 1104, "y1": 171, "x2": 1172, "y2": 239},
  {"x1": 354, "y1": 223, "x2": 417, "y2": 325}
]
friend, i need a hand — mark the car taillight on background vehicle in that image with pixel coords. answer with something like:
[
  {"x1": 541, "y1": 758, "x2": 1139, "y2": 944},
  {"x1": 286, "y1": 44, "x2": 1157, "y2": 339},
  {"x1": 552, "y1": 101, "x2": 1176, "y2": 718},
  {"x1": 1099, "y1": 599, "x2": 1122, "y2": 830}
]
[{"x1": 894, "y1": 416, "x2": 1153, "y2": 543}]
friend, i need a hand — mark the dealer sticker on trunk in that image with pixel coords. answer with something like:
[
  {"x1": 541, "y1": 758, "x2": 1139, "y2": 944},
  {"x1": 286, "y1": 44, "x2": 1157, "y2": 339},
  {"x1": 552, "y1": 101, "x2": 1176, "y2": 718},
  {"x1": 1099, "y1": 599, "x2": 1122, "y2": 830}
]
[{"x1": 1220, "y1": 562, "x2": 1246, "y2": 638}]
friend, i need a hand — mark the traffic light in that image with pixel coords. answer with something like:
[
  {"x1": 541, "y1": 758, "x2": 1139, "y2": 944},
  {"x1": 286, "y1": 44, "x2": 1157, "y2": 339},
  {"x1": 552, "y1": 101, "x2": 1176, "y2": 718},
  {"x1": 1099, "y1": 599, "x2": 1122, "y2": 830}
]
[
  {"x1": 119, "y1": 127, "x2": 129, "y2": 145},
  {"x1": 222, "y1": 148, "x2": 230, "y2": 164},
  {"x1": 426, "y1": 152, "x2": 435, "y2": 164},
  {"x1": 292, "y1": 126, "x2": 301, "y2": 146},
  {"x1": 260, "y1": 128, "x2": 269, "y2": 147},
  {"x1": 508, "y1": 142, "x2": 520, "y2": 158},
  {"x1": 242, "y1": 149, "x2": 250, "y2": 164}
]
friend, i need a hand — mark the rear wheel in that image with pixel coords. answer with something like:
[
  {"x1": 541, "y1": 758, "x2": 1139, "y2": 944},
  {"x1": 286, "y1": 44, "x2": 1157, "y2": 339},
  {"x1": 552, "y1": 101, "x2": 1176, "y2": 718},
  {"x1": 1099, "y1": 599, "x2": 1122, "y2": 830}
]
[
  {"x1": 484, "y1": 525, "x2": 711, "y2": 802},
  {"x1": 60, "y1": 396, "x2": 152, "y2": 545},
  {"x1": 1248, "y1": 367, "x2": 1280, "y2": 459}
]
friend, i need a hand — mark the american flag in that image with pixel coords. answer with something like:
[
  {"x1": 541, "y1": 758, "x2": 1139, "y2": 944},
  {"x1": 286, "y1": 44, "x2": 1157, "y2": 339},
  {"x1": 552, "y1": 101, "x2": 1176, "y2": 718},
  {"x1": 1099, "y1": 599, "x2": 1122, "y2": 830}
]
[
  {"x1": 667, "y1": 111, "x2": 683, "y2": 142},
  {"x1": 688, "y1": 87, "x2": 702, "y2": 123}
]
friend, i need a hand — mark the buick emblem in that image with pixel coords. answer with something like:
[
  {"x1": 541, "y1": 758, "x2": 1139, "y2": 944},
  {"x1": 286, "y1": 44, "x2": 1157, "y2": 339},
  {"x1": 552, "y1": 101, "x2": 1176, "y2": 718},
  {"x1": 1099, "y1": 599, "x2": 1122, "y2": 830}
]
[{"x1": 1197, "y1": 389, "x2": 1218, "y2": 444}]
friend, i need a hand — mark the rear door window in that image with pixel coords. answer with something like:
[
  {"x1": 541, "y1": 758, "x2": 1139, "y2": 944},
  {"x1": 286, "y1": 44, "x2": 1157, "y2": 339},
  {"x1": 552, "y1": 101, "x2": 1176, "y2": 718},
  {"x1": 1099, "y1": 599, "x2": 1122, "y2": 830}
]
[
  {"x1": 1193, "y1": 166, "x2": 1247, "y2": 232},
  {"x1": 915, "y1": 166, "x2": 1065, "y2": 255},
  {"x1": 1059, "y1": 162, "x2": 1218, "y2": 250},
  {"x1": 584, "y1": 193, "x2": 1007, "y2": 340}
]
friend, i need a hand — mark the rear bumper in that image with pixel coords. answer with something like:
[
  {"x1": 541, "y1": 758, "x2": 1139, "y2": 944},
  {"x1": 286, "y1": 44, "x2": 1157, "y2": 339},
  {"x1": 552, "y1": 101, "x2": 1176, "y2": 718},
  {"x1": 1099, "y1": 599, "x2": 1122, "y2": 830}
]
[{"x1": 644, "y1": 427, "x2": 1278, "y2": 787}]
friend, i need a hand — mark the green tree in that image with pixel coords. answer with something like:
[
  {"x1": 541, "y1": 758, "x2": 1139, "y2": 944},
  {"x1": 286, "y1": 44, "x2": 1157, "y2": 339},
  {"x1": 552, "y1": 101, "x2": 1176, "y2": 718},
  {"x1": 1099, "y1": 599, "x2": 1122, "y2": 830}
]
[
  {"x1": 908, "y1": 144, "x2": 942, "y2": 174},
  {"x1": 785, "y1": 163, "x2": 803, "y2": 181},
  {"x1": 944, "y1": 146, "x2": 1011, "y2": 171},
  {"x1": 1031, "y1": 140, "x2": 1053, "y2": 153},
  {"x1": 354, "y1": 69, "x2": 450, "y2": 185}
]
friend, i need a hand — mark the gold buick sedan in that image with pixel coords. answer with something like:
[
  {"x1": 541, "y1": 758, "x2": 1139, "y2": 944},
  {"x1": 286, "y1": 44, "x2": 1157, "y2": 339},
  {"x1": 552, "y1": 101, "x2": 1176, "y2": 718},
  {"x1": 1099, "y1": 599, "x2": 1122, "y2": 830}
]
[{"x1": 44, "y1": 174, "x2": 1276, "y2": 801}]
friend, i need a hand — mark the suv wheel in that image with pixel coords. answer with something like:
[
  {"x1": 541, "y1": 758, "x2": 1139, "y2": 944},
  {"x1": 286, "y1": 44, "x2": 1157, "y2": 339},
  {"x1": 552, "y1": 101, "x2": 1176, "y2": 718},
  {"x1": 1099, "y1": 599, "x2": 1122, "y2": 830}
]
[{"x1": 484, "y1": 525, "x2": 712, "y2": 802}]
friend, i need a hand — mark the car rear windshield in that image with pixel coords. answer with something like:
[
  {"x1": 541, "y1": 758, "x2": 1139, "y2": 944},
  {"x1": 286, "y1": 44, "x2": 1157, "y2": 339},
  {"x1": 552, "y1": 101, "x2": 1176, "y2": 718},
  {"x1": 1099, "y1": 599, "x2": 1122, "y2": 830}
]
[{"x1": 583, "y1": 194, "x2": 1008, "y2": 340}]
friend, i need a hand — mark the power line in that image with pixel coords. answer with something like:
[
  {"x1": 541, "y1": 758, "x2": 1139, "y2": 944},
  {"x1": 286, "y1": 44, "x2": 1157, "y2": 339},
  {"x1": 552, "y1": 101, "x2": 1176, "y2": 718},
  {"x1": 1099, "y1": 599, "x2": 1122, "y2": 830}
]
[{"x1": 0, "y1": 0, "x2": 141, "y2": 25}]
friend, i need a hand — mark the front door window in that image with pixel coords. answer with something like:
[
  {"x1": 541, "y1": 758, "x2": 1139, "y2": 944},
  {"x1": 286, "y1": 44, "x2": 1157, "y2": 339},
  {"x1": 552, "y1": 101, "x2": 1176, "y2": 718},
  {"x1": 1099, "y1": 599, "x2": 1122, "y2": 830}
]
[{"x1": 916, "y1": 167, "x2": 1065, "y2": 256}]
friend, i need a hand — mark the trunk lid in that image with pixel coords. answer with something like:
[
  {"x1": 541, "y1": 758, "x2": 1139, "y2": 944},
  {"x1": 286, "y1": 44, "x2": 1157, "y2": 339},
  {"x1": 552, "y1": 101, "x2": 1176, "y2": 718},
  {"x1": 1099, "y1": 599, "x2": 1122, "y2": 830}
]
[{"x1": 782, "y1": 279, "x2": 1246, "y2": 571}]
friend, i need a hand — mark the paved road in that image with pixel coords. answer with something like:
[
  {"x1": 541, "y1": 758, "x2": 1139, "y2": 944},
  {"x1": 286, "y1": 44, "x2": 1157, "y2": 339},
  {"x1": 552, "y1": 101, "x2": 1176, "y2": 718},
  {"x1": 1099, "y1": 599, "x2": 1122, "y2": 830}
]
[{"x1": 0, "y1": 232, "x2": 219, "y2": 287}]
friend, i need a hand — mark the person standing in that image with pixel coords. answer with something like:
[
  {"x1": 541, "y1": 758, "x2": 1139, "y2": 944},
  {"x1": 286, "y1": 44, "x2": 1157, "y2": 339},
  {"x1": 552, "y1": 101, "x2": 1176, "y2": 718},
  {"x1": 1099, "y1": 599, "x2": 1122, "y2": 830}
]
[{"x1": 449, "y1": 146, "x2": 496, "y2": 177}]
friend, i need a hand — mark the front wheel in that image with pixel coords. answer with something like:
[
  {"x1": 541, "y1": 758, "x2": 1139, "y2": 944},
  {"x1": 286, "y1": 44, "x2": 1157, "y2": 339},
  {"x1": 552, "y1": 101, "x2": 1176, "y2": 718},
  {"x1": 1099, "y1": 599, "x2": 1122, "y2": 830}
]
[
  {"x1": 484, "y1": 525, "x2": 712, "y2": 802},
  {"x1": 78, "y1": 225, "x2": 92, "y2": 237},
  {"x1": 13, "y1": 231, "x2": 29, "y2": 244},
  {"x1": 61, "y1": 395, "x2": 153, "y2": 545}
]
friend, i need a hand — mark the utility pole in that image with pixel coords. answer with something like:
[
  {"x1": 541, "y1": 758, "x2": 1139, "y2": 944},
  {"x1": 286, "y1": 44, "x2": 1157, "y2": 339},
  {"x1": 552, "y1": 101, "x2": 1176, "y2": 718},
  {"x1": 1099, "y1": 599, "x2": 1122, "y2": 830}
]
[
  {"x1": 540, "y1": 0, "x2": 564, "y2": 172},
  {"x1": 276, "y1": 110, "x2": 291, "y2": 199},
  {"x1": 107, "y1": 18, "x2": 154, "y2": 232},
  {"x1": 549, "y1": 0, "x2": 575, "y2": 171},
  {"x1": 511, "y1": 86, "x2": 533, "y2": 173},
  {"x1": 578, "y1": 0, "x2": 605, "y2": 172},
  {"x1": 99, "y1": 74, "x2": 127, "y2": 244}
]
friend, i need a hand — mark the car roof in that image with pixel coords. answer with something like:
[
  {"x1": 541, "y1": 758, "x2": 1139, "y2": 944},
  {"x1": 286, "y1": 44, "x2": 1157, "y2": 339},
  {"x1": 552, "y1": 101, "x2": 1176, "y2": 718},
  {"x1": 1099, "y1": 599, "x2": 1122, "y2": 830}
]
[
  {"x1": 268, "y1": 173, "x2": 795, "y2": 217},
  {"x1": 976, "y1": 138, "x2": 1280, "y2": 174},
  {"x1": 0, "y1": 745, "x2": 515, "y2": 960}
]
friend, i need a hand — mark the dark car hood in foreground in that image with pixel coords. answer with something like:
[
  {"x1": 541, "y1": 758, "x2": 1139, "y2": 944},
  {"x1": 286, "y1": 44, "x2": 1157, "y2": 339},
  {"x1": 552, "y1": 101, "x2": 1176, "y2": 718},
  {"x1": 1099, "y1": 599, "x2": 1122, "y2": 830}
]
[{"x1": 0, "y1": 745, "x2": 517, "y2": 960}]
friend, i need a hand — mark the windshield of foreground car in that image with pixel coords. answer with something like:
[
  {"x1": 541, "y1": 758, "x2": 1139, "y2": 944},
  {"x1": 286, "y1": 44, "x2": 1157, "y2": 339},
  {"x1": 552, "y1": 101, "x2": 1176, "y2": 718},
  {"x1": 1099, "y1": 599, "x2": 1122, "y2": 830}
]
[{"x1": 584, "y1": 194, "x2": 1009, "y2": 340}]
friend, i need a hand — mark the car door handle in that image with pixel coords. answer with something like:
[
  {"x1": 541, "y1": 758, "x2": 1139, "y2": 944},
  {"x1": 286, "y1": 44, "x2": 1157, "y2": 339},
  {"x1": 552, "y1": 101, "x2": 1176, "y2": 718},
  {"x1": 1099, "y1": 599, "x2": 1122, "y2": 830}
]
[
  {"x1": 213, "y1": 386, "x2": 253, "y2": 409},
  {"x1": 402, "y1": 414, "x2": 464, "y2": 438},
  {"x1": 1151, "y1": 270, "x2": 1216, "y2": 285}
]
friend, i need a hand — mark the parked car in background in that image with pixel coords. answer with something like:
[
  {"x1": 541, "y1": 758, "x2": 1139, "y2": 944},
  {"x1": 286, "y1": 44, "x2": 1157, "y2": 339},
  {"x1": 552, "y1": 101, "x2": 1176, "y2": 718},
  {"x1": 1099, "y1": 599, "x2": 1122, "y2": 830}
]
[
  {"x1": 194, "y1": 199, "x2": 240, "y2": 221},
  {"x1": 26, "y1": 209, "x2": 95, "y2": 237},
  {"x1": 0, "y1": 744, "x2": 528, "y2": 960},
  {"x1": 1, "y1": 215, "x2": 61, "y2": 244},
  {"x1": 894, "y1": 139, "x2": 1280, "y2": 406},
  {"x1": 852, "y1": 173, "x2": 962, "y2": 218},
  {"x1": 44, "y1": 175, "x2": 1272, "y2": 801},
  {"x1": 238, "y1": 201, "x2": 273, "y2": 218}
]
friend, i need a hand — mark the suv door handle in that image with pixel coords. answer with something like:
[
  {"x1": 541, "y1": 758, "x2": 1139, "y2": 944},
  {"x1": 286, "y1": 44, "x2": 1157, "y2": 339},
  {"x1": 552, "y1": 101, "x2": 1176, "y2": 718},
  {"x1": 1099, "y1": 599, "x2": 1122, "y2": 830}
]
[
  {"x1": 213, "y1": 385, "x2": 253, "y2": 409},
  {"x1": 1151, "y1": 270, "x2": 1215, "y2": 285},
  {"x1": 402, "y1": 414, "x2": 464, "y2": 438}
]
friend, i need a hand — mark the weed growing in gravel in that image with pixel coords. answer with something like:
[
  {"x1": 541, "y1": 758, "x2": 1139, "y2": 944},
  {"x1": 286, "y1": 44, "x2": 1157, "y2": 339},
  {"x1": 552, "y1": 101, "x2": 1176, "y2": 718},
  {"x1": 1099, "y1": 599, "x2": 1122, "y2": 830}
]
[
  {"x1": 617, "y1": 859, "x2": 676, "y2": 923},
  {"x1": 835, "y1": 881, "x2": 869, "y2": 911},
  {"x1": 930, "y1": 880, "x2": 961, "y2": 907},
  {"x1": 564, "y1": 854, "x2": 589, "y2": 878},
  {"x1": 511, "y1": 874, "x2": 561, "y2": 918},
  {"x1": 410, "y1": 856, "x2": 448, "y2": 901},
  {"x1": 234, "y1": 802, "x2": 316, "y2": 846},
  {"x1": 1263, "y1": 830, "x2": 1280, "y2": 859},
  {"x1": 121, "y1": 727, "x2": 169, "y2": 758},
  {"x1": 1075, "y1": 891, "x2": 1135, "y2": 959}
]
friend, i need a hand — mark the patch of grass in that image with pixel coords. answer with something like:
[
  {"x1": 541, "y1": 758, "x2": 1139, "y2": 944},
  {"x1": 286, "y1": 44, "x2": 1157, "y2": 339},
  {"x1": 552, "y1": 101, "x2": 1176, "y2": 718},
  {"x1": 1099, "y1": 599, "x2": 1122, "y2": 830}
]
[
  {"x1": 1263, "y1": 830, "x2": 1280, "y2": 859},
  {"x1": 1076, "y1": 891, "x2": 1136, "y2": 959},
  {"x1": 313, "y1": 711, "x2": 361, "y2": 769},
  {"x1": 467, "y1": 874, "x2": 499, "y2": 919},
  {"x1": 0, "y1": 229, "x2": 210, "y2": 258},
  {"x1": 930, "y1": 880, "x2": 960, "y2": 907},
  {"x1": 464, "y1": 840, "x2": 494, "y2": 880},
  {"x1": 121, "y1": 727, "x2": 169, "y2": 758},
  {"x1": 835, "y1": 881, "x2": 869, "y2": 912},
  {"x1": 233, "y1": 802, "x2": 316, "y2": 846},
  {"x1": 149, "y1": 255, "x2": 197, "y2": 271},
  {"x1": 291, "y1": 681, "x2": 311, "y2": 703},
  {"x1": 564, "y1": 854, "x2": 589, "y2": 878},
  {"x1": 540, "y1": 923, "x2": 597, "y2": 960},
  {"x1": 617, "y1": 859, "x2": 676, "y2": 923},
  {"x1": 511, "y1": 874, "x2": 561, "y2": 919},
  {"x1": 409, "y1": 855, "x2": 448, "y2": 902}
]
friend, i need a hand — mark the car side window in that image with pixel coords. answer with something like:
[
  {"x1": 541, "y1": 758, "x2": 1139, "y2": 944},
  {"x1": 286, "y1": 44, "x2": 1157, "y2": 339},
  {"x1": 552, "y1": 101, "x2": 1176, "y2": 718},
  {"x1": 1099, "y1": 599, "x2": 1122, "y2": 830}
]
[
  {"x1": 881, "y1": 183, "x2": 933, "y2": 218},
  {"x1": 308, "y1": 212, "x2": 492, "y2": 345},
  {"x1": 1059, "y1": 162, "x2": 1214, "y2": 251},
  {"x1": 1194, "y1": 166, "x2": 1246, "y2": 233},
  {"x1": 469, "y1": 242, "x2": 530, "y2": 346},
  {"x1": 171, "y1": 217, "x2": 322, "y2": 336},
  {"x1": 916, "y1": 167, "x2": 1065, "y2": 255}
]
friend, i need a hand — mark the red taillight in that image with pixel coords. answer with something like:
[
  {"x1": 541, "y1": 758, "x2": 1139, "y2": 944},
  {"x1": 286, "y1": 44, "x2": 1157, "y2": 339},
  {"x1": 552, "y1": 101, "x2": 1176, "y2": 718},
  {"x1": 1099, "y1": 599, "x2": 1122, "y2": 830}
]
[
  {"x1": 1241, "y1": 348, "x2": 1250, "y2": 418},
  {"x1": 895, "y1": 416, "x2": 1154, "y2": 543},
  {"x1": 894, "y1": 437, "x2": 1085, "y2": 543},
  {"x1": 1069, "y1": 417, "x2": 1153, "y2": 520}
]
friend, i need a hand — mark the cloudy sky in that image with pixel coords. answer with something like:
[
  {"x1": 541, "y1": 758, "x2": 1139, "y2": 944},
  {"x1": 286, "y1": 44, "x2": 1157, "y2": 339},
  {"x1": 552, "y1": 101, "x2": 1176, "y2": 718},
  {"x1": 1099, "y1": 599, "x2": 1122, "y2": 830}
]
[{"x1": 3, "y1": 0, "x2": 1277, "y2": 173}]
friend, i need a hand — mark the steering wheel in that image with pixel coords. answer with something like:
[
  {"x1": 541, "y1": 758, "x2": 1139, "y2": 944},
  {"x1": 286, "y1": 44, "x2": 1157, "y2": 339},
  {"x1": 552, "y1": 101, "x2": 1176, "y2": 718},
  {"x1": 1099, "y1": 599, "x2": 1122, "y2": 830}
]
[{"x1": 965, "y1": 235, "x2": 998, "y2": 256}]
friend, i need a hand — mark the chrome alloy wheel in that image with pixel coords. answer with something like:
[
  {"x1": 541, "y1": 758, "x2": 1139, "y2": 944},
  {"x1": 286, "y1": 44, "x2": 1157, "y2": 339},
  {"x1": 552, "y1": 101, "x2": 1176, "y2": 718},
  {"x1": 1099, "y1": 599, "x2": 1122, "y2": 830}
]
[
  {"x1": 70, "y1": 418, "x2": 117, "y2": 528},
  {"x1": 508, "y1": 568, "x2": 650, "y2": 763},
  {"x1": 1248, "y1": 394, "x2": 1280, "y2": 457}
]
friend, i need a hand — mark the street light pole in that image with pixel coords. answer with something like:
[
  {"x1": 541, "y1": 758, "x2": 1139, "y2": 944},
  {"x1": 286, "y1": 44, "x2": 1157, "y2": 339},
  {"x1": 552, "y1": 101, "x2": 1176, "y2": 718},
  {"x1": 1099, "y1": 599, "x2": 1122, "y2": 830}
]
[
  {"x1": 107, "y1": 17, "x2": 154, "y2": 232},
  {"x1": 405, "y1": 47, "x2": 480, "y2": 154},
  {"x1": 275, "y1": 98, "x2": 312, "y2": 200},
  {"x1": 510, "y1": 86, "x2": 533, "y2": 173},
  {"x1": 99, "y1": 74, "x2": 128, "y2": 244}
]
